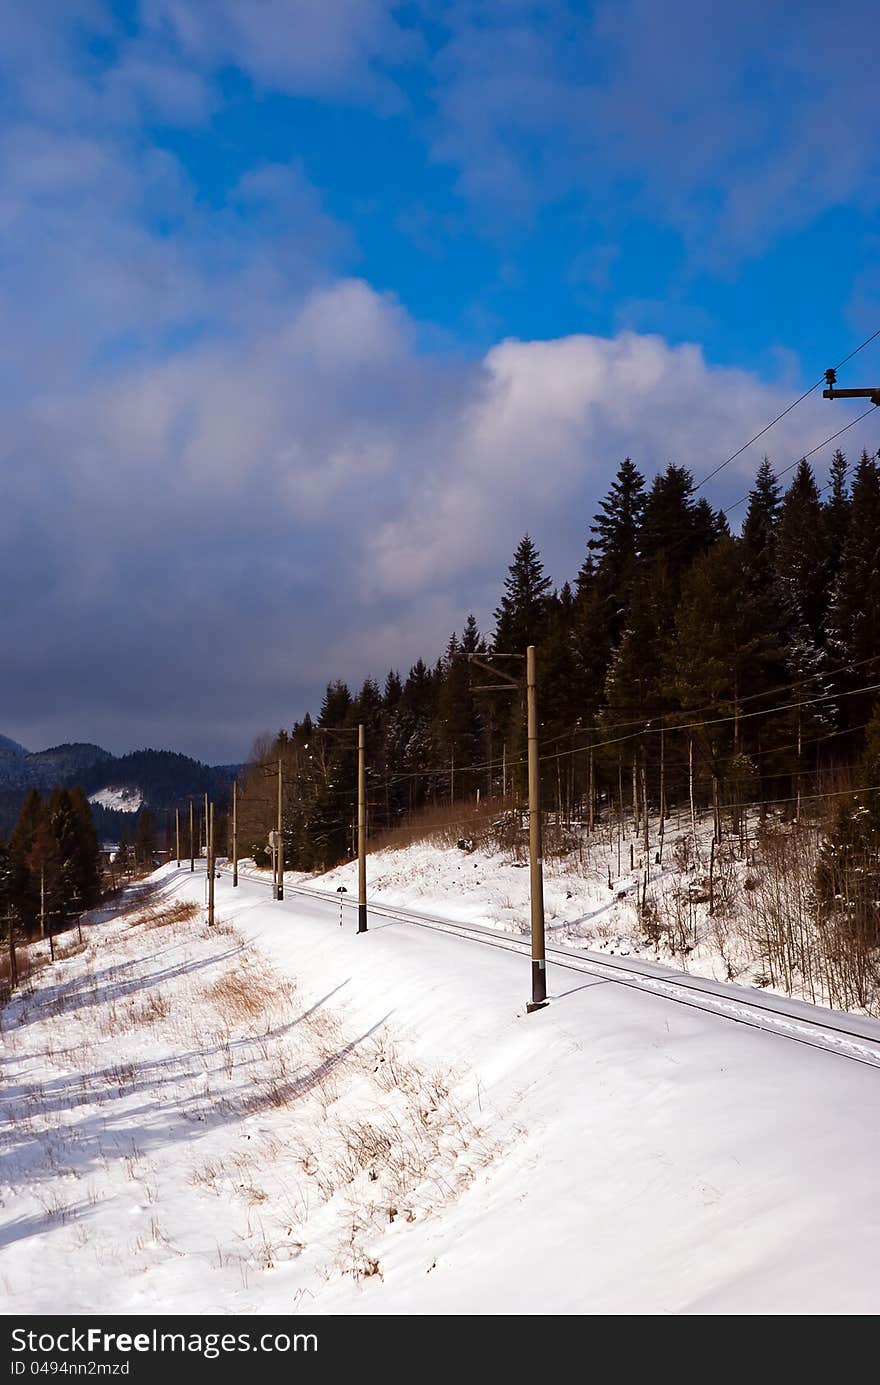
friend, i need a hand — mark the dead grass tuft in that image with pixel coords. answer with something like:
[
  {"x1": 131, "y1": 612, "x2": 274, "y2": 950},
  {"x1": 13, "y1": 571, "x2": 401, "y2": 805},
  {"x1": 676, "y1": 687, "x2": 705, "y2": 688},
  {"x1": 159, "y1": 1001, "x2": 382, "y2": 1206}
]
[{"x1": 202, "y1": 959, "x2": 295, "y2": 1027}]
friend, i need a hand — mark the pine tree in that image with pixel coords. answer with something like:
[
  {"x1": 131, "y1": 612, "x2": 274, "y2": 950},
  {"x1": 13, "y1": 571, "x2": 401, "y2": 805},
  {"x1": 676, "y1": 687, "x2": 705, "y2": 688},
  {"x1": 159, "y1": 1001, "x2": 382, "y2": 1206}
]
[
  {"x1": 493, "y1": 535, "x2": 553, "y2": 652},
  {"x1": 134, "y1": 806, "x2": 158, "y2": 870},
  {"x1": 828, "y1": 450, "x2": 880, "y2": 727},
  {"x1": 666, "y1": 537, "x2": 782, "y2": 714},
  {"x1": 775, "y1": 460, "x2": 829, "y2": 646},
  {"x1": 825, "y1": 448, "x2": 850, "y2": 581},
  {"x1": 639, "y1": 464, "x2": 707, "y2": 576},
  {"x1": 383, "y1": 670, "x2": 403, "y2": 711},
  {"x1": 816, "y1": 699, "x2": 880, "y2": 951},
  {"x1": 8, "y1": 790, "x2": 45, "y2": 931},
  {"x1": 741, "y1": 456, "x2": 781, "y2": 580},
  {"x1": 319, "y1": 680, "x2": 352, "y2": 728},
  {"x1": 588, "y1": 457, "x2": 645, "y2": 584}
]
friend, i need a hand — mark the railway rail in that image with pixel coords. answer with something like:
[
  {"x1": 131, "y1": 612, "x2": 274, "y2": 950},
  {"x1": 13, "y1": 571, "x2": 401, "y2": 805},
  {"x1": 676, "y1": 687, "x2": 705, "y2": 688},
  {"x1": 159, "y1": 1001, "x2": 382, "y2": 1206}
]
[{"x1": 213, "y1": 862, "x2": 880, "y2": 1072}]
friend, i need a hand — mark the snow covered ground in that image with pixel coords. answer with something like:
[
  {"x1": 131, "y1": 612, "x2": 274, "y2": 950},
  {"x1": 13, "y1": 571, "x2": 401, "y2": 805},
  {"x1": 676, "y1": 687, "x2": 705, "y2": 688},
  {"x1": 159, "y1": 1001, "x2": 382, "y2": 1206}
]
[
  {"x1": 89, "y1": 786, "x2": 144, "y2": 811},
  {"x1": 277, "y1": 813, "x2": 876, "y2": 1014},
  {"x1": 3, "y1": 863, "x2": 880, "y2": 1315}
]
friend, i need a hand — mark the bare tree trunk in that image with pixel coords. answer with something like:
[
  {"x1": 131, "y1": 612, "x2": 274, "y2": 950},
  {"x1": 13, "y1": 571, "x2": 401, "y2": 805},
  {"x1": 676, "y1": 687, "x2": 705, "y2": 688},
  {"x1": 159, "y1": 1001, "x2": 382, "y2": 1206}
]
[
  {"x1": 641, "y1": 759, "x2": 649, "y2": 856},
  {"x1": 617, "y1": 757, "x2": 623, "y2": 877}
]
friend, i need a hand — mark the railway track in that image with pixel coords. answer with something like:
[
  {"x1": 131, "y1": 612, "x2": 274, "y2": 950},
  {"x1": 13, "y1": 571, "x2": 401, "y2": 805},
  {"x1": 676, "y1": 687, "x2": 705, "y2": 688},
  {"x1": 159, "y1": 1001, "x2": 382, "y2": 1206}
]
[{"x1": 215, "y1": 863, "x2": 880, "y2": 1072}]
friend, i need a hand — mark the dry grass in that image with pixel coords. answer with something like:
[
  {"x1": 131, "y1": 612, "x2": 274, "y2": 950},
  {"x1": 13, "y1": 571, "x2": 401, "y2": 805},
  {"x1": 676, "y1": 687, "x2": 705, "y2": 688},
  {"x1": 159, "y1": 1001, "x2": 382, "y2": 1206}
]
[
  {"x1": 201, "y1": 957, "x2": 296, "y2": 1027},
  {"x1": 133, "y1": 900, "x2": 200, "y2": 931},
  {"x1": 369, "y1": 796, "x2": 527, "y2": 860},
  {"x1": 0, "y1": 939, "x2": 52, "y2": 1001}
]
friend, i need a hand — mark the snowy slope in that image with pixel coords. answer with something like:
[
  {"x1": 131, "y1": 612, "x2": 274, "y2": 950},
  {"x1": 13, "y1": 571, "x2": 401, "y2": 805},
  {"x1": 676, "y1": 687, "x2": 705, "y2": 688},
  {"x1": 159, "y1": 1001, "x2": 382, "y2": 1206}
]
[
  {"x1": 88, "y1": 786, "x2": 145, "y2": 811},
  {"x1": 273, "y1": 824, "x2": 879, "y2": 1015},
  {"x1": 3, "y1": 864, "x2": 880, "y2": 1315}
]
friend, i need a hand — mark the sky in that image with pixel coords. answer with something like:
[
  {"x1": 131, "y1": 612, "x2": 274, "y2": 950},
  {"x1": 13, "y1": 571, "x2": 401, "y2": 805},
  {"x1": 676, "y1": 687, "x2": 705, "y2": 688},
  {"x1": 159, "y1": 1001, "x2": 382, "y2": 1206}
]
[{"x1": 1, "y1": 1, "x2": 878, "y2": 764}]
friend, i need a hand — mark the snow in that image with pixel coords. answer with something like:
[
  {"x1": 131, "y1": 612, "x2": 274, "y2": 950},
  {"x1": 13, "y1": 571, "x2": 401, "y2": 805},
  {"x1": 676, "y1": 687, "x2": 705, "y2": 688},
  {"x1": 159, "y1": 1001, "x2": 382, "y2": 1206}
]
[
  {"x1": 275, "y1": 813, "x2": 878, "y2": 1014},
  {"x1": 89, "y1": 786, "x2": 144, "y2": 812},
  {"x1": 3, "y1": 863, "x2": 880, "y2": 1316}
]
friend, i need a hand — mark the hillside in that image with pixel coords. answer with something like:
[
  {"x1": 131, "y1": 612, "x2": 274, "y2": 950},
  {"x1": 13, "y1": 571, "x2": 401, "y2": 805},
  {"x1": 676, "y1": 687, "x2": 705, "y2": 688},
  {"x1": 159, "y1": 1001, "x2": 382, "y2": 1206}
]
[
  {"x1": 0, "y1": 740, "x2": 239, "y2": 835},
  {"x1": 2, "y1": 863, "x2": 879, "y2": 1314},
  {"x1": 0, "y1": 735, "x2": 28, "y2": 756}
]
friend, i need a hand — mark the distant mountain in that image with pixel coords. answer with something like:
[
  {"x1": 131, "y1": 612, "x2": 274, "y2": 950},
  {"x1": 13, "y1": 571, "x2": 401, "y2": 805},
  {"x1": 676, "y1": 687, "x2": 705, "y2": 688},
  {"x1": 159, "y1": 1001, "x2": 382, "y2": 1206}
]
[
  {"x1": 0, "y1": 734, "x2": 28, "y2": 756},
  {"x1": 0, "y1": 739, "x2": 241, "y2": 836}
]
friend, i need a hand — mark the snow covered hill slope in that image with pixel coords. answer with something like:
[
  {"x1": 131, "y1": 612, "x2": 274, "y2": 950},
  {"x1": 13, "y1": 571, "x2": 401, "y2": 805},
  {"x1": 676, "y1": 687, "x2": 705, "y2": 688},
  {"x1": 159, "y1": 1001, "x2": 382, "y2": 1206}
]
[
  {"x1": 276, "y1": 823, "x2": 880, "y2": 1015},
  {"x1": 88, "y1": 786, "x2": 145, "y2": 811},
  {"x1": 3, "y1": 865, "x2": 880, "y2": 1315}
]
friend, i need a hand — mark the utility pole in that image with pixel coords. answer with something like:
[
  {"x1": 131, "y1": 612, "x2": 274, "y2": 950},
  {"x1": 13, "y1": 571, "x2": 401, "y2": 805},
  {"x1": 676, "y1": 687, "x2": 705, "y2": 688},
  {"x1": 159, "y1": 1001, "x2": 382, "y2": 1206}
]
[
  {"x1": 358, "y1": 723, "x2": 367, "y2": 933},
  {"x1": 40, "y1": 865, "x2": 46, "y2": 940},
  {"x1": 175, "y1": 808, "x2": 180, "y2": 868},
  {"x1": 823, "y1": 368, "x2": 880, "y2": 406},
  {"x1": 189, "y1": 800, "x2": 195, "y2": 872},
  {"x1": 5, "y1": 910, "x2": 16, "y2": 991},
  {"x1": 276, "y1": 759, "x2": 284, "y2": 900},
  {"x1": 466, "y1": 647, "x2": 546, "y2": 1010},
  {"x1": 232, "y1": 780, "x2": 238, "y2": 887},
  {"x1": 526, "y1": 646, "x2": 547, "y2": 1010},
  {"x1": 207, "y1": 801, "x2": 215, "y2": 927},
  {"x1": 204, "y1": 792, "x2": 209, "y2": 860},
  {"x1": 46, "y1": 886, "x2": 55, "y2": 963}
]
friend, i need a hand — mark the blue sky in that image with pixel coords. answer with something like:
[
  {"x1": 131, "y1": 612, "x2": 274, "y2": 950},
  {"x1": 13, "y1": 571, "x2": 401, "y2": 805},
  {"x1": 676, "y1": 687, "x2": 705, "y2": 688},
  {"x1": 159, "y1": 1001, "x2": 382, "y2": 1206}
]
[{"x1": 1, "y1": 1, "x2": 878, "y2": 760}]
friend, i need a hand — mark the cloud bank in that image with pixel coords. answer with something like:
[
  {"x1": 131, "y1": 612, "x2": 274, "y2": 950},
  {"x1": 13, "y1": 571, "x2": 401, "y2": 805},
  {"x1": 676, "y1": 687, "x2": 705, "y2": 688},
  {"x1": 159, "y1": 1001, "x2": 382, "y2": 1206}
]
[{"x1": 1, "y1": 1, "x2": 876, "y2": 761}]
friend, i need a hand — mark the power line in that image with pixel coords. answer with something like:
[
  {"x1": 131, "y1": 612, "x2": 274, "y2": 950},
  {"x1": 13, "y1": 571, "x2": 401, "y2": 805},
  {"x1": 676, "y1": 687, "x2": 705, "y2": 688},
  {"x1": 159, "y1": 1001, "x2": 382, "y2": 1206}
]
[
  {"x1": 538, "y1": 678, "x2": 880, "y2": 768},
  {"x1": 723, "y1": 405, "x2": 878, "y2": 516},
  {"x1": 694, "y1": 326, "x2": 880, "y2": 493}
]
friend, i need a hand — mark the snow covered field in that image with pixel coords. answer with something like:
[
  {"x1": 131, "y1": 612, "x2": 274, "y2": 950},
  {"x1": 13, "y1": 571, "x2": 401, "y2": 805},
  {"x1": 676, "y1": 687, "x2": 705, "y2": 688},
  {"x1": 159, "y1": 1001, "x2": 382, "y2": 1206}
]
[{"x1": 3, "y1": 863, "x2": 880, "y2": 1315}]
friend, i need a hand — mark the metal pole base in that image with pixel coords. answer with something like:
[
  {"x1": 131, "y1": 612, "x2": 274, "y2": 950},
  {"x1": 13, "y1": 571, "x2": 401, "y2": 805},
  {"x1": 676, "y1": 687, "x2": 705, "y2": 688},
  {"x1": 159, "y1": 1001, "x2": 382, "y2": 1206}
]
[
  {"x1": 358, "y1": 903, "x2": 368, "y2": 933},
  {"x1": 526, "y1": 999, "x2": 549, "y2": 1013},
  {"x1": 277, "y1": 885, "x2": 284, "y2": 901},
  {"x1": 529, "y1": 960, "x2": 547, "y2": 1011},
  {"x1": 232, "y1": 874, "x2": 238, "y2": 888}
]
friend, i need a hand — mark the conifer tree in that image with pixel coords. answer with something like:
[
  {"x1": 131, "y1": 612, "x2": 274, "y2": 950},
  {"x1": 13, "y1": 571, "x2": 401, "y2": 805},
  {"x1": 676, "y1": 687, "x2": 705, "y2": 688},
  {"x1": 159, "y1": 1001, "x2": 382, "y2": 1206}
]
[
  {"x1": 775, "y1": 459, "x2": 829, "y2": 646},
  {"x1": 741, "y1": 457, "x2": 781, "y2": 580},
  {"x1": 493, "y1": 535, "x2": 553, "y2": 652},
  {"x1": 319, "y1": 680, "x2": 352, "y2": 728},
  {"x1": 639, "y1": 464, "x2": 707, "y2": 576},
  {"x1": 824, "y1": 449, "x2": 850, "y2": 581},
  {"x1": 589, "y1": 457, "x2": 645, "y2": 574},
  {"x1": 828, "y1": 450, "x2": 880, "y2": 727}
]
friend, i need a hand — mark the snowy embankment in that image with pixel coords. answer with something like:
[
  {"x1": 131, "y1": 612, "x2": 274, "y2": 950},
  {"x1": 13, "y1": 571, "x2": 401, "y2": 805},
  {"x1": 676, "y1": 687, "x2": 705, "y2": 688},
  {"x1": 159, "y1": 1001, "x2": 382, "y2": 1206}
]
[
  {"x1": 280, "y1": 813, "x2": 876, "y2": 1015},
  {"x1": 3, "y1": 864, "x2": 880, "y2": 1315}
]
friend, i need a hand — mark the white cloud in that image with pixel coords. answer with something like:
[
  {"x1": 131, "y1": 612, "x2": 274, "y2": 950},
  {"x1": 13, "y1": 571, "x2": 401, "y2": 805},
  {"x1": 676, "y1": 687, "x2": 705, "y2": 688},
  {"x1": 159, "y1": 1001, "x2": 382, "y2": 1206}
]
[{"x1": 140, "y1": 0, "x2": 418, "y2": 103}]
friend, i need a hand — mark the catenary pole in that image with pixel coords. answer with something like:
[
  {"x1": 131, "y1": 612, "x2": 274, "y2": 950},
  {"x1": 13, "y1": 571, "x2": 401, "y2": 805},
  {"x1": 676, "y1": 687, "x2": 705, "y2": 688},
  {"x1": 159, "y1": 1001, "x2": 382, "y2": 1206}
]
[
  {"x1": 527, "y1": 645, "x2": 547, "y2": 1010},
  {"x1": 232, "y1": 780, "x2": 238, "y2": 887},
  {"x1": 207, "y1": 801, "x2": 215, "y2": 927},
  {"x1": 189, "y1": 800, "x2": 194, "y2": 872},
  {"x1": 276, "y1": 759, "x2": 284, "y2": 900},
  {"x1": 358, "y1": 723, "x2": 367, "y2": 933},
  {"x1": 175, "y1": 808, "x2": 180, "y2": 868}
]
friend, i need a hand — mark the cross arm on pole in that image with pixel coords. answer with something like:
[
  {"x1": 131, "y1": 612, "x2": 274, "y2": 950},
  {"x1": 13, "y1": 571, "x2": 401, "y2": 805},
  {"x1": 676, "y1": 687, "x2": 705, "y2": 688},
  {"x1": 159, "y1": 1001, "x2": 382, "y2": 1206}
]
[
  {"x1": 465, "y1": 653, "x2": 523, "y2": 690},
  {"x1": 823, "y1": 368, "x2": 880, "y2": 406}
]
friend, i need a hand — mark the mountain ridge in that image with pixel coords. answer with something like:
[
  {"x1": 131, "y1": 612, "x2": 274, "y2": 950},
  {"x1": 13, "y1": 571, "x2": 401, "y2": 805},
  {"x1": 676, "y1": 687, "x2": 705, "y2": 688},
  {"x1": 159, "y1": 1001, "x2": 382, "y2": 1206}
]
[{"x1": 0, "y1": 738, "x2": 242, "y2": 835}]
